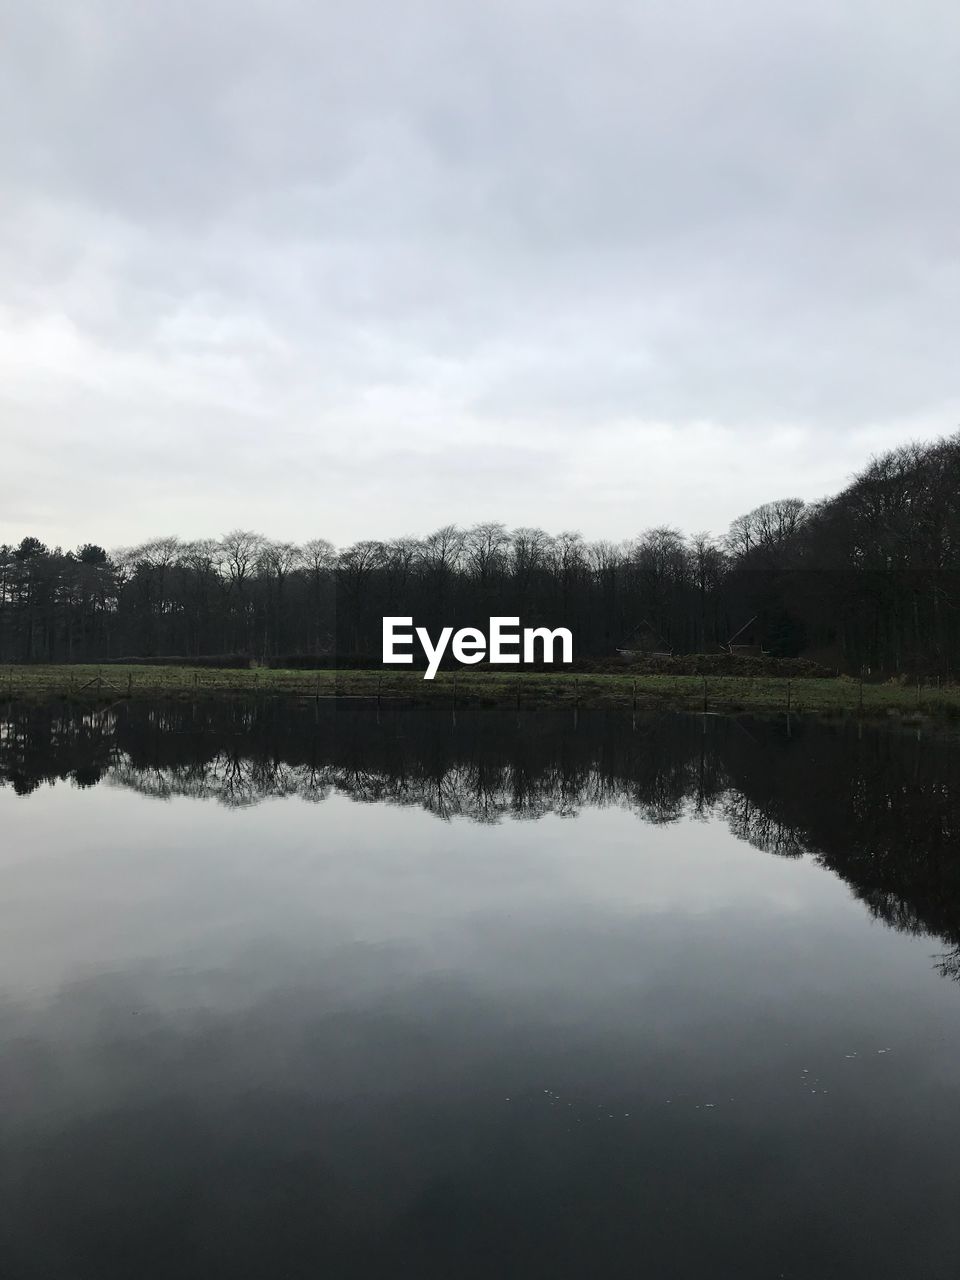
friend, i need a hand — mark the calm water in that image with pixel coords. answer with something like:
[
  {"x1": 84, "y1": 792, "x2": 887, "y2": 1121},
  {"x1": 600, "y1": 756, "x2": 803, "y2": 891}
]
[{"x1": 1, "y1": 701, "x2": 959, "y2": 1279}]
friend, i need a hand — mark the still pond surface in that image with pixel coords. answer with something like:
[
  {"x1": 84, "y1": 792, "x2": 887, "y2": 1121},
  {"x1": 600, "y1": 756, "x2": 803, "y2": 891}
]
[{"x1": 1, "y1": 701, "x2": 959, "y2": 1279}]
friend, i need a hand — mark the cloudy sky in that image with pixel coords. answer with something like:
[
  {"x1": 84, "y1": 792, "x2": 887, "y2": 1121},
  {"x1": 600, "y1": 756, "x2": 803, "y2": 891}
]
[{"x1": 2, "y1": 0, "x2": 958, "y2": 551}]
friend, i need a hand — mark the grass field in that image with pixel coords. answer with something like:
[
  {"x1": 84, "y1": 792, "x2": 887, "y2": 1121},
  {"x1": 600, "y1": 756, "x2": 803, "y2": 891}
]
[{"x1": 3, "y1": 663, "x2": 960, "y2": 722}]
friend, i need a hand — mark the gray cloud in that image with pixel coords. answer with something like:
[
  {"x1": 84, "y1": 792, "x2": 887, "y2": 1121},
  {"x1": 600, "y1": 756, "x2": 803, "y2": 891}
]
[{"x1": 1, "y1": 0, "x2": 958, "y2": 548}]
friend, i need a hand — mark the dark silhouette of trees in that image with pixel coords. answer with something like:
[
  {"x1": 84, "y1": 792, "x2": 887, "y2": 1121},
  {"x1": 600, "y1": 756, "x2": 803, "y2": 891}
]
[{"x1": 1, "y1": 431, "x2": 958, "y2": 672}]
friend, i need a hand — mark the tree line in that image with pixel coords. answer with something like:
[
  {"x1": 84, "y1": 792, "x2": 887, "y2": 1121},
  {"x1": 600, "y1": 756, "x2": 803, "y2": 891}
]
[{"x1": 2, "y1": 431, "x2": 958, "y2": 674}]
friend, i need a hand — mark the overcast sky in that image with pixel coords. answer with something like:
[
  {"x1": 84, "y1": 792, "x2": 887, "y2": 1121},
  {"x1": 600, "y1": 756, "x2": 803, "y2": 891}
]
[{"x1": 2, "y1": 0, "x2": 958, "y2": 552}]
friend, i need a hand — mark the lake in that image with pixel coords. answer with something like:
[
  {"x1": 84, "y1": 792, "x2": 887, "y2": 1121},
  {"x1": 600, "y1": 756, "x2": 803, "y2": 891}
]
[{"x1": 1, "y1": 701, "x2": 959, "y2": 1278}]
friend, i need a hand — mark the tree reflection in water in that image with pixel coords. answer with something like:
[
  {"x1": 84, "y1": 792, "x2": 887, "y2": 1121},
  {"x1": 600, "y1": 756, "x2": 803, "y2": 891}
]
[{"x1": 3, "y1": 699, "x2": 959, "y2": 976}]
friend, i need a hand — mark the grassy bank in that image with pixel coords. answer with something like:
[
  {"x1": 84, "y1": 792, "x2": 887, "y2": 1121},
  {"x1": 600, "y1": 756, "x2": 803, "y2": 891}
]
[{"x1": 2, "y1": 663, "x2": 960, "y2": 722}]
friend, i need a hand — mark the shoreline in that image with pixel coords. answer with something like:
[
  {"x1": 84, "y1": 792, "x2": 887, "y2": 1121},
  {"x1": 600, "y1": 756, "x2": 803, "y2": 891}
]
[{"x1": 3, "y1": 663, "x2": 960, "y2": 723}]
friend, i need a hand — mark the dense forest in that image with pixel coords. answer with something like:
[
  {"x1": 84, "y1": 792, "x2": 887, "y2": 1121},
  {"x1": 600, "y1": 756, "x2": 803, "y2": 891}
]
[{"x1": 2, "y1": 432, "x2": 959, "y2": 675}]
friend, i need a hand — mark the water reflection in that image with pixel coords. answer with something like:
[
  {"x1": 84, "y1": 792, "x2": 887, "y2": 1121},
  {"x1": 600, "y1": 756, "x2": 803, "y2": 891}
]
[
  {"x1": 2, "y1": 702, "x2": 960, "y2": 1278},
  {"x1": 3, "y1": 700, "x2": 959, "y2": 970}
]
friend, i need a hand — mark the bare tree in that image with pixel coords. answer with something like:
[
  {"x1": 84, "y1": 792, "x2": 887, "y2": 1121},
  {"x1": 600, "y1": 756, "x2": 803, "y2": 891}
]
[{"x1": 258, "y1": 541, "x2": 303, "y2": 657}]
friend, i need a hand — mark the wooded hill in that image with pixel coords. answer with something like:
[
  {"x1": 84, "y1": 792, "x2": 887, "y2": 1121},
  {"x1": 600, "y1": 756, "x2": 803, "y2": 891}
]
[{"x1": 3, "y1": 431, "x2": 958, "y2": 676}]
